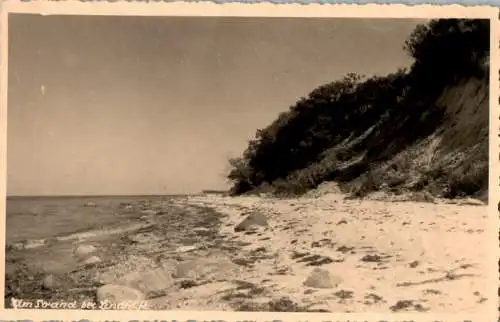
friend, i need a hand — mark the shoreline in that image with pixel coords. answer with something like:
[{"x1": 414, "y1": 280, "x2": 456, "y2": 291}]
[{"x1": 4, "y1": 192, "x2": 491, "y2": 313}]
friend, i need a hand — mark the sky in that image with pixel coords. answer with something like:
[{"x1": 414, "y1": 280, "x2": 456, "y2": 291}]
[{"x1": 7, "y1": 14, "x2": 424, "y2": 196}]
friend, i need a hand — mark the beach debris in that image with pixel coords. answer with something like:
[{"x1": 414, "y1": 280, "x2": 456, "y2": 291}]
[
  {"x1": 96, "y1": 284, "x2": 146, "y2": 304},
  {"x1": 234, "y1": 212, "x2": 269, "y2": 232},
  {"x1": 360, "y1": 253, "x2": 391, "y2": 263},
  {"x1": 311, "y1": 238, "x2": 334, "y2": 248},
  {"x1": 389, "y1": 299, "x2": 429, "y2": 312},
  {"x1": 74, "y1": 244, "x2": 98, "y2": 262},
  {"x1": 337, "y1": 219, "x2": 348, "y2": 225},
  {"x1": 296, "y1": 254, "x2": 340, "y2": 266},
  {"x1": 178, "y1": 279, "x2": 198, "y2": 289},
  {"x1": 409, "y1": 260, "x2": 420, "y2": 268},
  {"x1": 333, "y1": 289, "x2": 354, "y2": 300},
  {"x1": 84, "y1": 202, "x2": 97, "y2": 207},
  {"x1": 303, "y1": 268, "x2": 342, "y2": 289}
]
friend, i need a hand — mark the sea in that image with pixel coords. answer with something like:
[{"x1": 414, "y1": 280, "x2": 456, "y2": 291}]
[{"x1": 5, "y1": 195, "x2": 190, "y2": 244}]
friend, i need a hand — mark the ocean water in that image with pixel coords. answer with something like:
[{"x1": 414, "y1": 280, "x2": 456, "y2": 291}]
[
  {"x1": 5, "y1": 194, "x2": 227, "y2": 306},
  {"x1": 5, "y1": 195, "x2": 183, "y2": 244}
]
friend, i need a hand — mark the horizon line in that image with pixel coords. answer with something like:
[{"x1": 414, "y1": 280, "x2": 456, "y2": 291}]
[{"x1": 5, "y1": 193, "x2": 200, "y2": 198}]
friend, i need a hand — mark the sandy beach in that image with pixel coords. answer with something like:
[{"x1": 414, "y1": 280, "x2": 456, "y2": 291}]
[{"x1": 5, "y1": 189, "x2": 492, "y2": 314}]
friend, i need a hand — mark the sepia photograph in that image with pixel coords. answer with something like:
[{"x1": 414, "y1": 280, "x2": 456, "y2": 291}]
[{"x1": 2, "y1": 4, "x2": 497, "y2": 317}]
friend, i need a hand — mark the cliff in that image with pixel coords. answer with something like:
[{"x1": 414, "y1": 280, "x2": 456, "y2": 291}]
[{"x1": 227, "y1": 19, "x2": 490, "y2": 200}]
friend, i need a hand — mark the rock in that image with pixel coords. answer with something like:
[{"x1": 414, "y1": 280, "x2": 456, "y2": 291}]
[
  {"x1": 42, "y1": 275, "x2": 58, "y2": 290},
  {"x1": 7, "y1": 242, "x2": 25, "y2": 251},
  {"x1": 193, "y1": 227, "x2": 211, "y2": 234},
  {"x1": 234, "y1": 212, "x2": 269, "y2": 232},
  {"x1": 412, "y1": 191, "x2": 435, "y2": 203},
  {"x1": 176, "y1": 245, "x2": 198, "y2": 253},
  {"x1": 409, "y1": 260, "x2": 420, "y2": 268},
  {"x1": 129, "y1": 232, "x2": 161, "y2": 244},
  {"x1": 141, "y1": 209, "x2": 157, "y2": 216},
  {"x1": 458, "y1": 198, "x2": 485, "y2": 206},
  {"x1": 303, "y1": 268, "x2": 342, "y2": 289},
  {"x1": 74, "y1": 244, "x2": 98, "y2": 262},
  {"x1": 174, "y1": 257, "x2": 239, "y2": 280},
  {"x1": 84, "y1": 202, "x2": 97, "y2": 207},
  {"x1": 119, "y1": 267, "x2": 175, "y2": 294},
  {"x1": 96, "y1": 284, "x2": 146, "y2": 304},
  {"x1": 24, "y1": 239, "x2": 47, "y2": 249},
  {"x1": 82, "y1": 255, "x2": 102, "y2": 266}
]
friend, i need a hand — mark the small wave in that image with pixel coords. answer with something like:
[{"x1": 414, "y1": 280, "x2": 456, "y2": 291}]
[{"x1": 55, "y1": 223, "x2": 153, "y2": 242}]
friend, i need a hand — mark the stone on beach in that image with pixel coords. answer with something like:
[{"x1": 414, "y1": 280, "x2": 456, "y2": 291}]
[
  {"x1": 24, "y1": 239, "x2": 47, "y2": 250},
  {"x1": 8, "y1": 242, "x2": 25, "y2": 251},
  {"x1": 119, "y1": 267, "x2": 176, "y2": 294},
  {"x1": 192, "y1": 227, "x2": 211, "y2": 235},
  {"x1": 129, "y1": 232, "x2": 161, "y2": 244},
  {"x1": 74, "y1": 244, "x2": 98, "y2": 262},
  {"x1": 176, "y1": 245, "x2": 198, "y2": 253},
  {"x1": 42, "y1": 274, "x2": 58, "y2": 290},
  {"x1": 96, "y1": 284, "x2": 146, "y2": 303},
  {"x1": 81, "y1": 255, "x2": 102, "y2": 266},
  {"x1": 458, "y1": 197, "x2": 485, "y2": 206},
  {"x1": 173, "y1": 257, "x2": 239, "y2": 280},
  {"x1": 9, "y1": 239, "x2": 46, "y2": 251},
  {"x1": 234, "y1": 212, "x2": 269, "y2": 232},
  {"x1": 303, "y1": 268, "x2": 342, "y2": 289},
  {"x1": 84, "y1": 202, "x2": 97, "y2": 207}
]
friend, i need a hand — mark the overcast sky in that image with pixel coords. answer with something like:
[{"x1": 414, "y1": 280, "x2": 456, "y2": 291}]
[{"x1": 7, "y1": 14, "x2": 423, "y2": 196}]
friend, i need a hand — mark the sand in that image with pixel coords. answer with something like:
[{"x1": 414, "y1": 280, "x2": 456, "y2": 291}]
[
  {"x1": 172, "y1": 192, "x2": 491, "y2": 313},
  {"x1": 5, "y1": 191, "x2": 493, "y2": 314}
]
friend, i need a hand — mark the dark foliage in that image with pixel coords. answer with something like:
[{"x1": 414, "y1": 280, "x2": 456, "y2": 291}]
[{"x1": 227, "y1": 19, "x2": 490, "y2": 198}]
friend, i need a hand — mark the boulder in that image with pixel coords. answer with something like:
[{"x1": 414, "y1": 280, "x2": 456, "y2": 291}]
[
  {"x1": 42, "y1": 275, "x2": 58, "y2": 290},
  {"x1": 96, "y1": 284, "x2": 146, "y2": 303},
  {"x1": 74, "y1": 244, "x2": 98, "y2": 262},
  {"x1": 303, "y1": 268, "x2": 342, "y2": 289},
  {"x1": 234, "y1": 212, "x2": 269, "y2": 232},
  {"x1": 81, "y1": 255, "x2": 102, "y2": 266},
  {"x1": 119, "y1": 267, "x2": 175, "y2": 295}
]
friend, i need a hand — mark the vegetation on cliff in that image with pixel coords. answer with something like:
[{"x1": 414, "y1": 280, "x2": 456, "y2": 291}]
[{"x1": 227, "y1": 19, "x2": 490, "y2": 199}]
